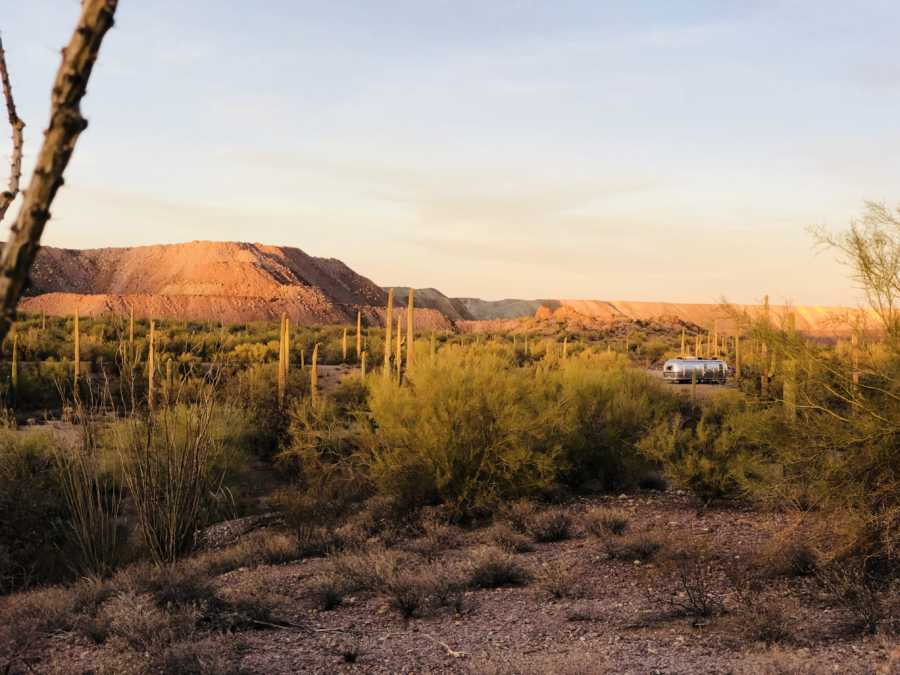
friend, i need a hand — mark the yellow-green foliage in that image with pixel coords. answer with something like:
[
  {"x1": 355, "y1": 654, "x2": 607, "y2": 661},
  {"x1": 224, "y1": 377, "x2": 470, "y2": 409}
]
[
  {"x1": 362, "y1": 345, "x2": 563, "y2": 516},
  {"x1": 358, "y1": 345, "x2": 677, "y2": 517},
  {"x1": 638, "y1": 392, "x2": 784, "y2": 501}
]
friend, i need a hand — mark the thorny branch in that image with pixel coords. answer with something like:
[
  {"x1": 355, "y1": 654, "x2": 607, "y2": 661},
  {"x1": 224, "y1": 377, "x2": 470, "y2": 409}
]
[
  {"x1": 0, "y1": 34, "x2": 25, "y2": 225},
  {"x1": 0, "y1": 0, "x2": 119, "y2": 346}
]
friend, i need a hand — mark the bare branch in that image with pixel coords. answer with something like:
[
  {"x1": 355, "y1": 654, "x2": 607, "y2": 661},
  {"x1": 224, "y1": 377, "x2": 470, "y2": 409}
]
[
  {"x1": 0, "y1": 0, "x2": 119, "y2": 345},
  {"x1": 0, "y1": 34, "x2": 25, "y2": 225}
]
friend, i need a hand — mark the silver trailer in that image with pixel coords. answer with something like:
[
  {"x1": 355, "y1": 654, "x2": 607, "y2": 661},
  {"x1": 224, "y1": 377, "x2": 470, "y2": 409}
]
[{"x1": 662, "y1": 358, "x2": 728, "y2": 384}]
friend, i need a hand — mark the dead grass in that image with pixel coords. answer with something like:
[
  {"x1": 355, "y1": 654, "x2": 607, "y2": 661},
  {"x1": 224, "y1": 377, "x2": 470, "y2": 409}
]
[
  {"x1": 471, "y1": 652, "x2": 609, "y2": 674},
  {"x1": 732, "y1": 647, "x2": 828, "y2": 675},
  {"x1": 536, "y1": 560, "x2": 584, "y2": 599},
  {"x1": 467, "y1": 546, "x2": 530, "y2": 589},
  {"x1": 482, "y1": 522, "x2": 535, "y2": 553},
  {"x1": 583, "y1": 506, "x2": 630, "y2": 537},
  {"x1": 603, "y1": 531, "x2": 664, "y2": 561},
  {"x1": 527, "y1": 507, "x2": 574, "y2": 543}
]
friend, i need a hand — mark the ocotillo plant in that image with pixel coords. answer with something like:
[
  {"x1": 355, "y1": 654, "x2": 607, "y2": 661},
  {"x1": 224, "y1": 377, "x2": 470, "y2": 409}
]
[
  {"x1": 147, "y1": 319, "x2": 156, "y2": 412},
  {"x1": 406, "y1": 288, "x2": 415, "y2": 370},
  {"x1": 383, "y1": 288, "x2": 394, "y2": 378},
  {"x1": 310, "y1": 343, "x2": 319, "y2": 403},
  {"x1": 73, "y1": 310, "x2": 81, "y2": 385},
  {"x1": 356, "y1": 310, "x2": 362, "y2": 361}
]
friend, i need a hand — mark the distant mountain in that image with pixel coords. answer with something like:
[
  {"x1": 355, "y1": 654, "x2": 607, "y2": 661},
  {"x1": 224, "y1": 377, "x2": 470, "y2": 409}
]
[
  {"x1": 16, "y1": 241, "x2": 869, "y2": 336},
  {"x1": 20, "y1": 242, "x2": 452, "y2": 328}
]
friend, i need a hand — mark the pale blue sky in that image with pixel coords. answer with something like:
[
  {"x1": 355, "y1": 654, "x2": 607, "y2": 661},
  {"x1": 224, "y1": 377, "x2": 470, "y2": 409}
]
[{"x1": 3, "y1": 1, "x2": 899, "y2": 304}]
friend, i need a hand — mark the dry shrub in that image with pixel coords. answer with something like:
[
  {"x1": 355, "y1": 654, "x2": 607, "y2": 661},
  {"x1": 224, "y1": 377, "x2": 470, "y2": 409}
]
[
  {"x1": 537, "y1": 560, "x2": 583, "y2": 599},
  {"x1": 583, "y1": 506, "x2": 629, "y2": 537},
  {"x1": 326, "y1": 545, "x2": 413, "y2": 593},
  {"x1": 96, "y1": 591, "x2": 198, "y2": 651},
  {"x1": 603, "y1": 531, "x2": 663, "y2": 561},
  {"x1": 502, "y1": 500, "x2": 539, "y2": 533},
  {"x1": 760, "y1": 532, "x2": 819, "y2": 578},
  {"x1": 647, "y1": 541, "x2": 722, "y2": 618},
  {"x1": 483, "y1": 522, "x2": 534, "y2": 553},
  {"x1": 817, "y1": 560, "x2": 898, "y2": 634},
  {"x1": 307, "y1": 571, "x2": 348, "y2": 611},
  {"x1": 407, "y1": 517, "x2": 464, "y2": 559},
  {"x1": 382, "y1": 568, "x2": 433, "y2": 618},
  {"x1": 0, "y1": 586, "x2": 76, "y2": 654},
  {"x1": 199, "y1": 530, "x2": 300, "y2": 575},
  {"x1": 527, "y1": 508, "x2": 573, "y2": 543},
  {"x1": 467, "y1": 546, "x2": 530, "y2": 589},
  {"x1": 156, "y1": 637, "x2": 248, "y2": 675},
  {"x1": 737, "y1": 598, "x2": 795, "y2": 645}
]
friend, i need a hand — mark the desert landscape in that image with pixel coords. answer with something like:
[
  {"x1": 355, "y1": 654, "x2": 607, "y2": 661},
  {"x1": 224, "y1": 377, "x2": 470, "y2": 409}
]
[{"x1": 0, "y1": 2, "x2": 897, "y2": 675}]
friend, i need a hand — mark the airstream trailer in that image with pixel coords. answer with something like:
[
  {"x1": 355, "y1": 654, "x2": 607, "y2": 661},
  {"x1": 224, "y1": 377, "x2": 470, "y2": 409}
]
[{"x1": 662, "y1": 358, "x2": 728, "y2": 384}]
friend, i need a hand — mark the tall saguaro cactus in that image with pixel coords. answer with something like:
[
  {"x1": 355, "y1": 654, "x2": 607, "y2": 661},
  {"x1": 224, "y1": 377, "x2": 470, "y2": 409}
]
[
  {"x1": 10, "y1": 331, "x2": 17, "y2": 402},
  {"x1": 277, "y1": 313, "x2": 287, "y2": 408},
  {"x1": 360, "y1": 350, "x2": 367, "y2": 381},
  {"x1": 73, "y1": 310, "x2": 81, "y2": 385},
  {"x1": 148, "y1": 319, "x2": 156, "y2": 412},
  {"x1": 383, "y1": 288, "x2": 393, "y2": 378},
  {"x1": 396, "y1": 313, "x2": 403, "y2": 380},
  {"x1": 680, "y1": 328, "x2": 686, "y2": 357},
  {"x1": 406, "y1": 288, "x2": 415, "y2": 370},
  {"x1": 356, "y1": 310, "x2": 362, "y2": 361},
  {"x1": 310, "y1": 343, "x2": 319, "y2": 403}
]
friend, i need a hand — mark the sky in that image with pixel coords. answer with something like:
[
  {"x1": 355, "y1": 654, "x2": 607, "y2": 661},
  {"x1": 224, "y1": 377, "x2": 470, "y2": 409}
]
[{"x1": 3, "y1": 1, "x2": 899, "y2": 305}]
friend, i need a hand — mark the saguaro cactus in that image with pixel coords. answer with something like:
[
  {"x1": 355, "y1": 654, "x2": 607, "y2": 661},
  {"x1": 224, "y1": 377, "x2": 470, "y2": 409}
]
[
  {"x1": 562, "y1": 335, "x2": 569, "y2": 360},
  {"x1": 165, "y1": 358, "x2": 173, "y2": 407},
  {"x1": 10, "y1": 331, "x2": 17, "y2": 402},
  {"x1": 680, "y1": 328, "x2": 686, "y2": 357},
  {"x1": 148, "y1": 319, "x2": 156, "y2": 411},
  {"x1": 384, "y1": 288, "x2": 393, "y2": 378},
  {"x1": 342, "y1": 327, "x2": 348, "y2": 363},
  {"x1": 396, "y1": 314, "x2": 403, "y2": 380},
  {"x1": 310, "y1": 343, "x2": 319, "y2": 403},
  {"x1": 360, "y1": 350, "x2": 367, "y2": 381},
  {"x1": 406, "y1": 288, "x2": 415, "y2": 370},
  {"x1": 783, "y1": 358, "x2": 797, "y2": 421},
  {"x1": 277, "y1": 314, "x2": 287, "y2": 408},
  {"x1": 73, "y1": 310, "x2": 81, "y2": 385},
  {"x1": 356, "y1": 310, "x2": 362, "y2": 361}
]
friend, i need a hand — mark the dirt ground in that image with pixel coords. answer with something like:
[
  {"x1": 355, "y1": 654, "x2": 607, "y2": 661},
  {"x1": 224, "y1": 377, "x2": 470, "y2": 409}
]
[{"x1": 41, "y1": 493, "x2": 898, "y2": 675}]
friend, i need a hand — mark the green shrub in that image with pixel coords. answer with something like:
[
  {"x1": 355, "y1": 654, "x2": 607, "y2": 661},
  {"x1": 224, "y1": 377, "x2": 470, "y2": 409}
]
[
  {"x1": 361, "y1": 346, "x2": 564, "y2": 517},
  {"x1": 638, "y1": 393, "x2": 782, "y2": 501},
  {"x1": 0, "y1": 429, "x2": 72, "y2": 593}
]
